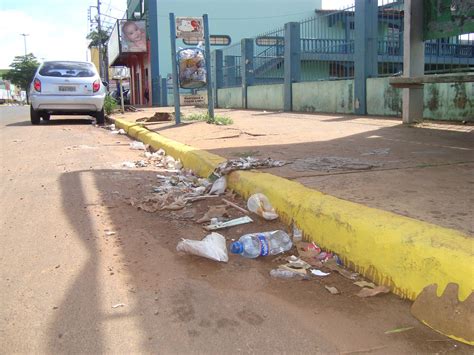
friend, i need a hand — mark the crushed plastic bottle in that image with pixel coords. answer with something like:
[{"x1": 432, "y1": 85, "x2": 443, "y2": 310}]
[
  {"x1": 230, "y1": 230, "x2": 292, "y2": 258},
  {"x1": 292, "y1": 224, "x2": 303, "y2": 242},
  {"x1": 270, "y1": 269, "x2": 298, "y2": 279},
  {"x1": 247, "y1": 193, "x2": 278, "y2": 220}
]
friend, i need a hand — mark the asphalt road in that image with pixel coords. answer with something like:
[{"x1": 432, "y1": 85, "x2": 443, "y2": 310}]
[{"x1": 0, "y1": 106, "x2": 469, "y2": 353}]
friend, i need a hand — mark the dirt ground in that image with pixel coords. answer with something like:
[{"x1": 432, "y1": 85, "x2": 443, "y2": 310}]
[
  {"x1": 113, "y1": 107, "x2": 474, "y2": 236},
  {"x1": 0, "y1": 106, "x2": 471, "y2": 353}
]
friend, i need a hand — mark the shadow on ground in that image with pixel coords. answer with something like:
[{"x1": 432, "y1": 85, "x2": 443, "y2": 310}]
[{"x1": 46, "y1": 167, "x2": 470, "y2": 353}]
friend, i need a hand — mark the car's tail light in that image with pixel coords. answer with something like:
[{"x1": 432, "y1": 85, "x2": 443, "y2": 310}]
[
  {"x1": 34, "y1": 78, "x2": 41, "y2": 92},
  {"x1": 93, "y1": 79, "x2": 100, "y2": 92}
]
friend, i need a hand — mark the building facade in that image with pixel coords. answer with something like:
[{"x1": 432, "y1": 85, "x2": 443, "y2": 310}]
[{"x1": 107, "y1": 0, "x2": 323, "y2": 106}]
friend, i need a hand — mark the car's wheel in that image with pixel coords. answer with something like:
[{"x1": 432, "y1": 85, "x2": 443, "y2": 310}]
[
  {"x1": 95, "y1": 108, "x2": 105, "y2": 125},
  {"x1": 41, "y1": 113, "x2": 50, "y2": 121},
  {"x1": 30, "y1": 105, "x2": 41, "y2": 125}
]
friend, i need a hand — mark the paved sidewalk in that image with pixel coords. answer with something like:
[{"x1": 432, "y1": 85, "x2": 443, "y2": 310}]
[{"x1": 112, "y1": 107, "x2": 473, "y2": 236}]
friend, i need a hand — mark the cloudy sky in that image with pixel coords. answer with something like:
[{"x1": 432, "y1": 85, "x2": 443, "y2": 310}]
[
  {"x1": 0, "y1": 0, "x2": 127, "y2": 68},
  {"x1": 0, "y1": 0, "x2": 352, "y2": 68}
]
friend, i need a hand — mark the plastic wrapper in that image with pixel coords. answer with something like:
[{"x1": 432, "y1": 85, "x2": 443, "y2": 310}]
[
  {"x1": 247, "y1": 193, "x2": 278, "y2": 220},
  {"x1": 176, "y1": 232, "x2": 228, "y2": 262},
  {"x1": 209, "y1": 176, "x2": 226, "y2": 195}
]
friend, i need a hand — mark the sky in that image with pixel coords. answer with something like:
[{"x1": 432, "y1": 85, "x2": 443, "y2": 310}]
[
  {"x1": 0, "y1": 0, "x2": 127, "y2": 68},
  {"x1": 0, "y1": 0, "x2": 352, "y2": 69}
]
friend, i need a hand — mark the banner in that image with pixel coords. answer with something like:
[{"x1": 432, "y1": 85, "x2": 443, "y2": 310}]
[
  {"x1": 176, "y1": 17, "x2": 204, "y2": 42},
  {"x1": 120, "y1": 20, "x2": 147, "y2": 53}
]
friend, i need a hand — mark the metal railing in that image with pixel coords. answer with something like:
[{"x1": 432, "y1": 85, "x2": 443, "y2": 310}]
[
  {"x1": 216, "y1": 0, "x2": 473, "y2": 88},
  {"x1": 221, "y1": 42, "x2": 242, "y2": 88},
  {"x1": 299, "y1": 4, "x2": 355, "y2": 81},
  {"x1": 253, "y1": 27, "x2": 285, "y2": 84},
  {"x1": 425, "y1": 34, "x2": 474, "y2": 74},
  {"x1": 377, "y1": 0, "x2": 404, "y2": 76}
]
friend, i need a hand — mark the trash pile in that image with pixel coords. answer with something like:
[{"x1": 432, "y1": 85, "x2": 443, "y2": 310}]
[
  {"x1": 102, "y1": 123, "x2": 126, "y2": 135},
  {"x1": 136, "y1": 112, "x2": 173, "y2": 123},
  {"x1": 211, "y1": 157, "x2": 287, "y2": 178},
  {"x1": 123, "y1": 140, "x2": 388, "y2": 297}
]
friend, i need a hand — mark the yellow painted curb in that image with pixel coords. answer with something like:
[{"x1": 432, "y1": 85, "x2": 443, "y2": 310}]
[{"x1": 112, "y1": 118, "x2": 473, "y2": 303}]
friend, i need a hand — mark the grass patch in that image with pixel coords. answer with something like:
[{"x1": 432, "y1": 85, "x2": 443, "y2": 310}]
[
  {"x1": 104, "y1": 95, "x2": 118, "y2": 115},
  {"x1": 183, "y1": 112, "x2": 233, "y2": 125}
]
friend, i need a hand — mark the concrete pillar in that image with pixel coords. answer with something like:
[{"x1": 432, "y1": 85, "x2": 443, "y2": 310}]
[
  {"x1": 284, "y1": 22, "x2": 301, "y2": 112},
  {"x1": 354, "y1": 0, "x2": 378, "y2": 115},
  {"x1": 212, "y1": 50, "x2": 224, "y2": 108},
  {"x1": 149, "y1": 0, "x2": 161, "y2": 106},
  {"x1": 241, "y1": 38, "x2": 254, "y2": 109},
  {"x1": 402, "y1": 0, "x2": 424, "y2": 124}
]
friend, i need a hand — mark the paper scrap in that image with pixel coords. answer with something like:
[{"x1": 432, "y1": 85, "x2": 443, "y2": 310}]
[
  {"x1": 356, "y1": 285, "x2": 390, "y2": 298},
  {"x1": 325, "y1": 286, "x2": 340, "y2": 294},
  {"x1": 354, "y1": 281, "x2": 376, "y2": 288},
  {"x1": 311, "y1": 269, "x2": 330, "y2": 277}
]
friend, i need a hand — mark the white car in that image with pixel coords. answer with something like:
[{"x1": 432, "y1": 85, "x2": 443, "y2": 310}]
[{"x1": 29, "y1": 61, "x2": 107, "y2": 124}]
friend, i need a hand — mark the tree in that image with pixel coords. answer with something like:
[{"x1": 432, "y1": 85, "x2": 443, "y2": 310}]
[
  {"x1": 87, "y1": 29, "x2": 110, "y2": 80},
  {"x1": 3, "y1": 54, "x2": 40, "y2": 101},
  {"x1": 87, "y1": 29, "x2": 110, "y2": 49}
]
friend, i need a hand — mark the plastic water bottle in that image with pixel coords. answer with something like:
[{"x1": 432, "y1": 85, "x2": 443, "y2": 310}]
[{"x1": 230, "y1": 230, "x2": 292, "y2": 258}]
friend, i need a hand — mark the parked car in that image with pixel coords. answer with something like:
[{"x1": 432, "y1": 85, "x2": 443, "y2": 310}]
[{"x1": 29, "y1": 61, "x2": 107, "y2": 124}]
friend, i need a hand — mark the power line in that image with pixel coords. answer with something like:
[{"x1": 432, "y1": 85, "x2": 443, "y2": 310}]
[{"x1": 155, "y1": 10, "x2": 314, "y2": 21}]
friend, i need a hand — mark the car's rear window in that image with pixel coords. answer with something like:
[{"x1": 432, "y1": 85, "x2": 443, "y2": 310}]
[{"x1": 39, "y1": 62, "x2": 96, "y2": 78}]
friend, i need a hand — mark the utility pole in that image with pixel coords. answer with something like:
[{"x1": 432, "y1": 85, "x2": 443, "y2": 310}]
[
  {"x1": 20, "y1": 33, "x2": 29, "y2": 56},
  {"x1": 97, "y1": 0, "x2": 103, "y2": 79}
]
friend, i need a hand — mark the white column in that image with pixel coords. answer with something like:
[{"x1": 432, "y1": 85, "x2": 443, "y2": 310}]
[{"x1": 402, "y1": 0, "x2": 425, "y2": 124}]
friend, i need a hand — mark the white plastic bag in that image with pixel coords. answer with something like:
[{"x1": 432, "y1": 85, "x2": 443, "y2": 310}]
[
  {"x1": 247, "y1": 193, "x2": 278, "y2": 220},
  {"x1": 209, "y1": 176, "x2": 227, "y2": 195},
  {"x1": 130, "y1": 141, "x2": 146, "y2": 150},
  {"x1": 176, "y1": 232, "x2": 228, "y2": 262}
]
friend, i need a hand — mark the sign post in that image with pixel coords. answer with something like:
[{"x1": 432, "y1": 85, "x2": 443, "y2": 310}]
[
  {"x1": 169, "y1": 13, "x2": 181, "y2": 124},
  {"x1": 203, "y1": 14, "x2": 214, "y2": 119},
  {"x1": 170, "y1": 13, "x2": 215, "y2": 125},
  {"x1": 111, "y1": 66, "x2": 130, "y2": 114}
]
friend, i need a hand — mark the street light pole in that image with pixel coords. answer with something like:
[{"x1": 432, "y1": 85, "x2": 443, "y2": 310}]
[
  {"x1": 97, "y1": 0, "x2": 103, "y2": 79},
  {"x1": 20, "y1": 33, "x2": 29, "y2": 56}
]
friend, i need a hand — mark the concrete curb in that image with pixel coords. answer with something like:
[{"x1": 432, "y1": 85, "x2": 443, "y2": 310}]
[{"x1": 112, "y1": 118, "x2": 473, "y2": 310}]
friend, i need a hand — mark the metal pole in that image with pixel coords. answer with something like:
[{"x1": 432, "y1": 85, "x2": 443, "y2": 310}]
[
  {"x1": 149, "y1": 0, "x2": 161, "y2": 106},
  {"x1": 97, "y1": 0, "x2": 103, "y2": 79},
  {"x1": 169, "y1": 13, "x2": 181, "y2": 124},
  {"x1": 203, "y1": 14, "x2": 214, "y2": 118},
  {"x1": 20, "y1": 33, "x2": 29, "y2": 56},
  {"x1": 120, "y1": 78, "x2": 125, "y2": 113}
]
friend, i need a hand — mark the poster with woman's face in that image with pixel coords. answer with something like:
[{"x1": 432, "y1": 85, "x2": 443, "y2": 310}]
[{"x1": 120, "y1": 20, "x2": 147, "y2": 53}]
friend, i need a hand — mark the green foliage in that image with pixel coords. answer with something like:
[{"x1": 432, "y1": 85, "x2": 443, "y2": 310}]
[
  {"x1": 183, "y1": 112, "x2": 233, "y2": 125},
  {"x1": 3, "y1": 54, "x2": 40, "y2": 92},
  {"x1": 86, "y1": 29, "x2": 110, "y2": 48},
  {"x1": 103, "y1": 95, "x2": 117, "y2": 115}
]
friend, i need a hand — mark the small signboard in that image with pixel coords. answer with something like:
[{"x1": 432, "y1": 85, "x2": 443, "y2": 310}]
[
  {"x1": 111, "y1": 66, "x2": 130, "y2": 79},
  {"x1": 176, "y1": 17, "x2": 204, "y2": 41},
  {"x1": 180, "y1": 93, "x2": 207, "y2": 106}
]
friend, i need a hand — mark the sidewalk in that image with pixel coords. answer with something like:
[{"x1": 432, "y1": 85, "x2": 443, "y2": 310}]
[
  {"x1": 113, "y1": 107, "x2": 473, "y2": 235},
  {"x1": 110, "y1": 107, "x2": 473, "y2": 344}
]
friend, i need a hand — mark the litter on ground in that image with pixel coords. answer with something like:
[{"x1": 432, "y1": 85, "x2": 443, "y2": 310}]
[
  {"x1": 356, "y1": 285, "x2": 391, "y2": 298},
  {"x1": 247, "y1": 193, "x2": 278, "y2": 220},
  {"x1": 212, "y1": 157, "x2": 287, "y2": 177},
  {"x1": 205, "y1": 216, "x2": 253, "y2": 231},
  {"x1": 176, "y1": 232, "x2": 229, "y2": 262},
  {"x1": 325, "y1": 286, "x2": 341, "y2": 295}
]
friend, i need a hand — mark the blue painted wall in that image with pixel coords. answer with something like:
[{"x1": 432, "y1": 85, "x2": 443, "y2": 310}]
[{"x1": 152, "y1": 0, "x2": 322, "y2": 78}]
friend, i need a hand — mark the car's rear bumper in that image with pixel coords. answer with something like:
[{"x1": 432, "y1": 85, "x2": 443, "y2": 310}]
[{"x1": 31, "y1": 94, "x2": 105, "y2": 112}]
